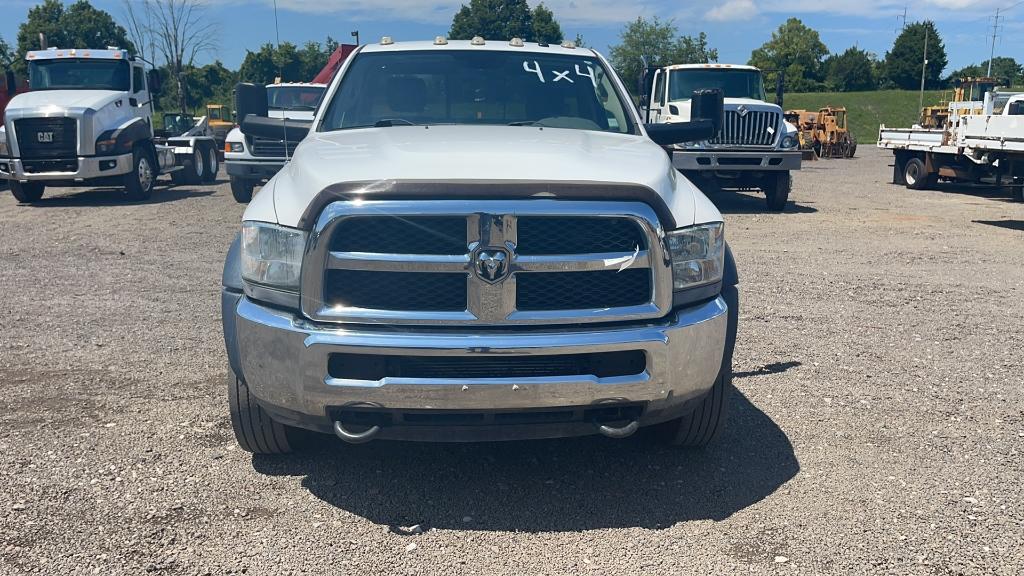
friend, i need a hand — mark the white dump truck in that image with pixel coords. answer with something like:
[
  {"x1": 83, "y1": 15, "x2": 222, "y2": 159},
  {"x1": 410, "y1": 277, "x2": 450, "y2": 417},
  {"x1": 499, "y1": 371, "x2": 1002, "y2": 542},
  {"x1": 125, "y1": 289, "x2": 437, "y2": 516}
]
[
  {"x1": 0, "y1": 47, "x2": 218, "y2": 202},
  {"x1": 224, "y1": 82, "x2": 326, "y2": 202},
  {"x1": 642, "y1": 64, "x2": 801, "y2": 211},
  {"x1": 879, "y1": 91, "x2": 1024, "y2": 200}
]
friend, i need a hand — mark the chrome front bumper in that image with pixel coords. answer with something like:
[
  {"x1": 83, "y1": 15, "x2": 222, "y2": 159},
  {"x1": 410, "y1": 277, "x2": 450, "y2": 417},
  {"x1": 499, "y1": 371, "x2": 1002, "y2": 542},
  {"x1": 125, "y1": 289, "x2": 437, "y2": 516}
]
[
  {"x1": 231, "y1": 295, "x2": 729, "y2": 439},
  {"x1": 0, "y1": 153, "x2": 133, "y2": 181},
  {"x1": 672, "y1": 150, "x2": 802, "y2": 171}
]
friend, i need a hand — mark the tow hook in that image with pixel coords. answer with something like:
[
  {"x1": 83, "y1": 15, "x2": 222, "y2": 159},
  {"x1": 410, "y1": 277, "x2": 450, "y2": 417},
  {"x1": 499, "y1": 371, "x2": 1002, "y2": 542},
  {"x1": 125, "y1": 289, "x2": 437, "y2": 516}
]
[
  {"x1": 333, "y1": 420, "x2": 381, "y2": 444},
  {"x1": 595, "y1": 419, "x2": 639, "y2": 439}
]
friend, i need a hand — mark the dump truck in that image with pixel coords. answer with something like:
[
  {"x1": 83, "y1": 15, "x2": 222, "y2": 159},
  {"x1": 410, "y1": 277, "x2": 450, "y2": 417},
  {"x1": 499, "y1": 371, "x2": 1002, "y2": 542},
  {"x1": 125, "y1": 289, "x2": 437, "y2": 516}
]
[{"x1": 879, "y1": 92, "x2": 1024, "y2": 200}]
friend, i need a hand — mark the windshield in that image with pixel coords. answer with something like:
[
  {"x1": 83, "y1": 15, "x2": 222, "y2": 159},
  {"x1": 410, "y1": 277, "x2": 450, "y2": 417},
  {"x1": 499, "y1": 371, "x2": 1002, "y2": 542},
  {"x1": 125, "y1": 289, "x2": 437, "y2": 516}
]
[
  {"x1": 668, "y1": 69, "x2": 765, "y2": 101},
  {"x1": 320, "y1": 50, "x2": 635, "y2": 134},
  {"x1": 29, "y1": 59, "x2": 130, "y2": 91},
  {"x1": 268, "y1": 86, "x2": 325, "y2": 111}
]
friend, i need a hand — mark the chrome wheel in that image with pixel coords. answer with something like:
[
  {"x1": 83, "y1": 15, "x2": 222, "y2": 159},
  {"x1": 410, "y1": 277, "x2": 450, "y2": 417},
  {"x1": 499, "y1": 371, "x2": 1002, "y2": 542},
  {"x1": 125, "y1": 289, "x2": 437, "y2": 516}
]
[
  {"x1": 138, "y1": 156, "x2": 153, "y2": 191},
  {"x1": 193, "y1": 149, "x2": 204, "y2": 179}
]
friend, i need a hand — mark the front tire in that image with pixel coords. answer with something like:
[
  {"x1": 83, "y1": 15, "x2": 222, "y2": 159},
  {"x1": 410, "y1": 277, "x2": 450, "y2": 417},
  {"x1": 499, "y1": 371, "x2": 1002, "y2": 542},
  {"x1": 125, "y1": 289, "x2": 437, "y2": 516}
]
[
  {"x1": 124, "y1": 148, "x2": 154, "y2": 201},
  {"x1": 763, "y1": 172, "x2": 791, "y2": 212},
  {"x1": 230, "y1": 177, "x2": 254, "y2": 203},
  {"x1": 186, "y1": 148, "x2": 204, "y2": 184},
  {"x1": 10, "y1": 181, "x2": 45, "y2": 203},
  {"x1": 652, "y1": 371, "x2": 731, "y2": 447},
  {"x1": 228, "y1": 369, "x2": 294, "y2": 454}
]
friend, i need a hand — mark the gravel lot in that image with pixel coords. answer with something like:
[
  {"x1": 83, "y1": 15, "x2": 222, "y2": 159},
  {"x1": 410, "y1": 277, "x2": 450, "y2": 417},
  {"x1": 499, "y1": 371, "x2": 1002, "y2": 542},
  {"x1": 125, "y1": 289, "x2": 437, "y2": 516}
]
[{"x1": 1, "y1": 146, "x2": 1022, "y2": 575}]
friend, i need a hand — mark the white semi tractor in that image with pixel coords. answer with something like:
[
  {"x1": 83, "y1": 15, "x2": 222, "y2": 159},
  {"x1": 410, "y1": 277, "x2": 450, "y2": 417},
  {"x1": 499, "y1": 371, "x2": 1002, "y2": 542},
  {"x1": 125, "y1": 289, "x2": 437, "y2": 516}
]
[
  {"x1": 0, "y1": 47, "x2": 218, "y2": 202},
  {"x1": 642, "y1": 64, "x2": 802, "y2": 211}
]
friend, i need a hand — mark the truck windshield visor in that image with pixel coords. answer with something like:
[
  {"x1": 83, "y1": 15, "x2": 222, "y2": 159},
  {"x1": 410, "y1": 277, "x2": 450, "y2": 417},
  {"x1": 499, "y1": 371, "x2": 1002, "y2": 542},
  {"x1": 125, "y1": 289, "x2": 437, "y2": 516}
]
[
  {"x1": 320, "y1": 50, "x2": 635, "y2": 134},
  {"x1": 268, "y1": 87, "x2": 326, "y2": 111},
  {"x1": 29, "y1": 59, "x2": 130, "y2": 91},
  {"x1": 668, "y1": 69, "x2": 765, "y2": 101}
]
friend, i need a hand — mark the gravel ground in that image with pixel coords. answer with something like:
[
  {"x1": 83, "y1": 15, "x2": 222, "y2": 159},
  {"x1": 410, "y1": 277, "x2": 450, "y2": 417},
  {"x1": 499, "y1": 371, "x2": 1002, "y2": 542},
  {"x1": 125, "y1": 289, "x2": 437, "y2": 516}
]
[{"x1": 1, "y1": 147, "x2": 1022, "y2": 575}]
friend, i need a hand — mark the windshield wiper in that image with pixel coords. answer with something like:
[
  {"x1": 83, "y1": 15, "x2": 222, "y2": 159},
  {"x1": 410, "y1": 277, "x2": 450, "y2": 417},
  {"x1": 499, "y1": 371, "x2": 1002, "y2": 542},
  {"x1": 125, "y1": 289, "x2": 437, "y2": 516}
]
[
  {"x1": 374, "y1": 118, "x2": 417, "y2": 127},
  {"x1": 508, "y1": 121, "x2": 537, "y2": 126}
]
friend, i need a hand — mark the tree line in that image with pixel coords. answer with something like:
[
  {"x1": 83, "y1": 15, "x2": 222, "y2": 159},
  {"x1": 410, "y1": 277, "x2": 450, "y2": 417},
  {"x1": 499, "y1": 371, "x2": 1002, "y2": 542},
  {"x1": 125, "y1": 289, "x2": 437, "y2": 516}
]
[{"x1": 2, "y1": 0, "x2": 1021, "y2": 110}]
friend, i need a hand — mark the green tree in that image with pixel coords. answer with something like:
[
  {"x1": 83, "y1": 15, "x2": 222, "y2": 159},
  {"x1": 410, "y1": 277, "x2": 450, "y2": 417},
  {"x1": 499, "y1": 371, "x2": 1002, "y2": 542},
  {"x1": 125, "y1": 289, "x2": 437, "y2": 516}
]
[
  {"x1": 0, "y1": 34, "x2": 14, "y2": 68},
  {"x1": 530, "y1": 4, "x2": 563, "y2": 44},
  {"x1": 823, "y1": 47, "x2": 877, "y2": 92},
  {"x1": 14, "y1": 0, "x2": 135, "y2": 75},
  {"x1": 748, "y1": 18, "x2": 828, "y2": 92},
  {"x1": 450, "y1": 0, "x2": 531, "y2": 41},
  {"x1": 239, "y1": 42, "x2": 308, "y2": 85},
  {"x1": 298, "y1": 40, "x2": 331, "y2": 81},
  {"x1": 884, "y1": 21, "x2": 946, "y2": 90},
  {"x1": 609, "y1": 17, "x2": 718, "y2": 95},
  {"x1": 947, "y1": 57, "x2": 1022, "y2": 87}
]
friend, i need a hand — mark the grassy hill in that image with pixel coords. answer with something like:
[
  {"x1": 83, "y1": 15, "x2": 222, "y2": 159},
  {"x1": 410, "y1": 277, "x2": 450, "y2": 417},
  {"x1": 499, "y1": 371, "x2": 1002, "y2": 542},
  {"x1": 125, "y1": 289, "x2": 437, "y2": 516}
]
[{"x1": 783, "y1": 90, "x2": 946, "y2": 143}]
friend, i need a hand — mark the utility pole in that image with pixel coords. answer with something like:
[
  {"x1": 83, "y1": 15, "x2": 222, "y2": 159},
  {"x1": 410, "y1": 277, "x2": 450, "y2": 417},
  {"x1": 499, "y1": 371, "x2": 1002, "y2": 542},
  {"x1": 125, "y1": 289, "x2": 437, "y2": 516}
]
[
  {"x1": 919, "y1": 26, "x2": 929, "y2": 112},
  {"x1": 896, "y1": 6, "x2": 907, "y2": 33},
  {"x1": 989, "y1": 8, "x2": 1001, "y2": 77}
]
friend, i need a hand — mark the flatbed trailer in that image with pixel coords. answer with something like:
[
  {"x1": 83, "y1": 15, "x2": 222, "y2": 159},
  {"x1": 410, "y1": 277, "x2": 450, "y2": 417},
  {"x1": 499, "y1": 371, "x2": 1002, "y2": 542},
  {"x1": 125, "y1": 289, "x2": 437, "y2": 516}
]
[{"x1": 878, "y1": 102, "x2": 1024, "y2": 201}]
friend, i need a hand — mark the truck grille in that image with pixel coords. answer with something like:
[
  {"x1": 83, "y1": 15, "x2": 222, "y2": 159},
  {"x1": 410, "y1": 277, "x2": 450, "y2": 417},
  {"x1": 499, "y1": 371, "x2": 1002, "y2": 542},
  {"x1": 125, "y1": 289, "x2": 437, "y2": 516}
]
[
  {"x1": 708, "y1": 110, "x2": 779, "y2": 147},
  {"x1": 15, "y1": 118, "x2": 77, "y2": 159},
  {"x1": 248, "y1": 136, "x2": 299, "y2": 157},
  {"x1": 301, "y1": 200, "x2": 672, "y2": 326}
]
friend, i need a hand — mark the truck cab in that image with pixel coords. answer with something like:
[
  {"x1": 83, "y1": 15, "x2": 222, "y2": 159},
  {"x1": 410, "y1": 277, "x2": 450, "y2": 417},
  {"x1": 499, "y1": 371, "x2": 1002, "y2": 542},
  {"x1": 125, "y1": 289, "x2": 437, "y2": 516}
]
[
  {"x1": 645, "y1": 64, "x2": 801, "y2": 211},
  {"x1": 224, "y1": 82, "x2": 326, "y2": 203},
  {"x1": 0, "y1": 47, "x2": 217, "y2": 202}
]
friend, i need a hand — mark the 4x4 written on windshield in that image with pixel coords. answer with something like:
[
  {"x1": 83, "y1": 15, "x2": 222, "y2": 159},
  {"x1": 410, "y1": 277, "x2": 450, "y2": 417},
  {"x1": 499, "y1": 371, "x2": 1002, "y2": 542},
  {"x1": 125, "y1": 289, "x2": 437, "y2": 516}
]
[{"x1": 319, "y1": 50, "x2": 636, "y2": 134}]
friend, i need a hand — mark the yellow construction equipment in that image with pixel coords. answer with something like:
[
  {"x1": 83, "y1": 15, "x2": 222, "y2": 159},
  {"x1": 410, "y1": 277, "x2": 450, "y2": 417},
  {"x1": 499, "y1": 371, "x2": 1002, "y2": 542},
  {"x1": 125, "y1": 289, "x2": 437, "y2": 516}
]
[
  {"x1": 919, "y1": 77, "x2": 997, "y2": 129},
  {"x1": 784, "y1": 107, "x2": 856, "y2": 159},
  {"x1": 205, "y1": 103, "x2": 233, "y2": 148}
]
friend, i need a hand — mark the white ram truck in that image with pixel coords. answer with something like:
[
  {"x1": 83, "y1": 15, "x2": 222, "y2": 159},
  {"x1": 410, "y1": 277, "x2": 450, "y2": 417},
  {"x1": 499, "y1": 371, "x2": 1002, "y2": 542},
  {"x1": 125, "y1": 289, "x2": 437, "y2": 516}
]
[
  {"x1": 221, "y1": 38, "x2": 739, "y2": 453},
  {"x1": 0, "y1": 47, "x2": 218, "y2": 202},
  {"x1": 224, "y1": 82, "x2": 325, "y2": 202},
  {"x1": 644, "y1": 64, "x2": 801, "y2": 211}
]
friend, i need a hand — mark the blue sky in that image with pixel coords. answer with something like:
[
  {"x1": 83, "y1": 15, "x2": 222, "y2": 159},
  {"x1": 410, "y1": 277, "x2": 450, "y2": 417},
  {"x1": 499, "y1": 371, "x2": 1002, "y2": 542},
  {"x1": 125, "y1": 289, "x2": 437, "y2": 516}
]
[{"x1": 3, "y1": 0, "x2": 1023, "y2": 75}]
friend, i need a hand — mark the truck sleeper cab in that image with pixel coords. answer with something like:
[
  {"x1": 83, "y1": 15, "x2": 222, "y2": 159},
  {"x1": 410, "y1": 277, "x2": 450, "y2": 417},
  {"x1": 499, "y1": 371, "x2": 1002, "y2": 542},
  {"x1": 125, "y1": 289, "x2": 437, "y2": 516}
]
[{"x1": 222, "y1": 38, "x2": 739, "y2": 452}]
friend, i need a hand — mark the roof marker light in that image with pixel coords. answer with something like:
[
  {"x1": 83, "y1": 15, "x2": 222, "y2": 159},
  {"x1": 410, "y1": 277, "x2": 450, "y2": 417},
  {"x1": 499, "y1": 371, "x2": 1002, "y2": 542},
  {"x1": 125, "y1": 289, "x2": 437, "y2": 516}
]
[
  {"x1": 509, "y1": 37, "x2": 524, "y2": 47},
  {"x1": 434, "y1": 36, "x2": 448, "y2": 45},
  {"x1": 560, "y1": 40, "x2": 576, "y2": 49},
  {"x1": 471, "y1": 36, "x2": 485, "y2": 45},
  {"x1": 380, "y1": 36, "x2": 394, "y2": 45}
]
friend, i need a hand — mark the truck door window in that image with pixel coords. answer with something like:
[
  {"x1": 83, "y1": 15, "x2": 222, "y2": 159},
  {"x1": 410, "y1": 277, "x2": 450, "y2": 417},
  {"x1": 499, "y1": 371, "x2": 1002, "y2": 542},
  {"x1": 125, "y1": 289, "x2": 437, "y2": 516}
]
[
  {"x1": 652, "y1": 72, "x2": 664, "y2": 106},
  {"x1": 321, "y1": 50, "x2": 635, "y2": 134},
  {"x1": 133, "y1": 66, "x2": 145, "y2": 94}
]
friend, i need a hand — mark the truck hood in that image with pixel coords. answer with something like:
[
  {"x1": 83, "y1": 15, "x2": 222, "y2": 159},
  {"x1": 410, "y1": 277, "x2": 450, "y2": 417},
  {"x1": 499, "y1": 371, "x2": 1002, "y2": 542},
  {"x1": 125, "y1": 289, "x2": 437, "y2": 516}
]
[
  {"x1": 255, "y1": 125, "x2": 711, "y2": 229},
  {"x1": 6, "y1": 90, "x2": 125, "y2": 114}
]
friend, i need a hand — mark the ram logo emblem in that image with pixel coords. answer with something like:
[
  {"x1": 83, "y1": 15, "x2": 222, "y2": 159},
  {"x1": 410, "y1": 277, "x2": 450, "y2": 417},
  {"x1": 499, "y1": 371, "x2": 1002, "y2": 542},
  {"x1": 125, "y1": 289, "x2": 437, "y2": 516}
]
[{"x1": 473, "y1": 248, "x2": 510, "y2": 283}]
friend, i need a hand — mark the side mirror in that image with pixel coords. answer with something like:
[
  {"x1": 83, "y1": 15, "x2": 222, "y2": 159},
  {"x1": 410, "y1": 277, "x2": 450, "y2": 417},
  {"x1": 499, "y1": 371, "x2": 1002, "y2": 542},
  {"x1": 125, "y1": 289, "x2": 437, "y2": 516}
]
[
  {"x1": 241, "y1": 115, "x2": 312, "y2": 142},
  {"x1": 775, "y1": 70, "x2": 785, "y2": 107},
  {"x1": 645, "y1": 88, "x2": 723, "y2": 146},
  {"x1": 235, "y1": 82, "x2": 268, "y2": 121},
  {"x1": 147, "y1": 69, "x2": 161, "y2": 95},
  {"x1": 690, "y1": 89, "x2": 724, "y2": 135},
  {"x1": 4, "y1": 70, "x2": 15, "y2": 94}
]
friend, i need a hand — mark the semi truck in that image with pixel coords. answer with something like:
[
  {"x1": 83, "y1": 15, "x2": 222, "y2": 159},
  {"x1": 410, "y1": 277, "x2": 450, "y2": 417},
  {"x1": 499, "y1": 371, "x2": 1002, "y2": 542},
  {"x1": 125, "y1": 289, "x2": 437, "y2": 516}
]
[
  {"x1": 0, "y1": 47, "x2": 218, "y2": 202},
  {"x1": 879, "y1": 90, "x2": 1024, "y2": 201},
  {"x1": 642, "y1": 63, "x2": 801, "y2": 211}
]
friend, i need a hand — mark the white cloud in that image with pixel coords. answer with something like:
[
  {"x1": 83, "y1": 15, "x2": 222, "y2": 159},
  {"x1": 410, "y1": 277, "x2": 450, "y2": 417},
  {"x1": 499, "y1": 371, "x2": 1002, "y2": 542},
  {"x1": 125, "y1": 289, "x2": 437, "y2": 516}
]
[{"x1": 707, "y1": 0, "x2": 759, "y2": 21}]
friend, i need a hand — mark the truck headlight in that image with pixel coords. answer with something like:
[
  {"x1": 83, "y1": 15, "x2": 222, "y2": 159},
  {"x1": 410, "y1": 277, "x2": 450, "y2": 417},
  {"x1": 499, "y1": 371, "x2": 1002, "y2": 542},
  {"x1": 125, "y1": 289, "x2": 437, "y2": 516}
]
[
  {"x1": 227, "y1": 141, "x2": 244, "y2": 153},
  {"x1": 665, "y1": 223, "x2": 724, "y2": 290},
  {"x1": 0, "y1": 131, "x2": 8, "y2": 157},
  {"x1": 241, "y1": 222, "x2": 307, "y2": 291},
  {"x1": 781, "y1": 135, "x2": 797, "y2": 149}
]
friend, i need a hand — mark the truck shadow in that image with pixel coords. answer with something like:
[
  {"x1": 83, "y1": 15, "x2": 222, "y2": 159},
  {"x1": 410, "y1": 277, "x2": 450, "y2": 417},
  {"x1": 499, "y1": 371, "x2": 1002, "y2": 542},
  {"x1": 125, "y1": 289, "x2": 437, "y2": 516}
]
[
  {"x1": 17, "y1": 186, "x2": 215, "y2": 206},
  {"x1": 973, "y1": 219, "x2": 1024, "y2": 231},
  {"x1": 251, "y1": 390, "x2": 798, "y2": 532},
  {"x1": 688, "y1": 180, "x2": 818, "y2": 214}
]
